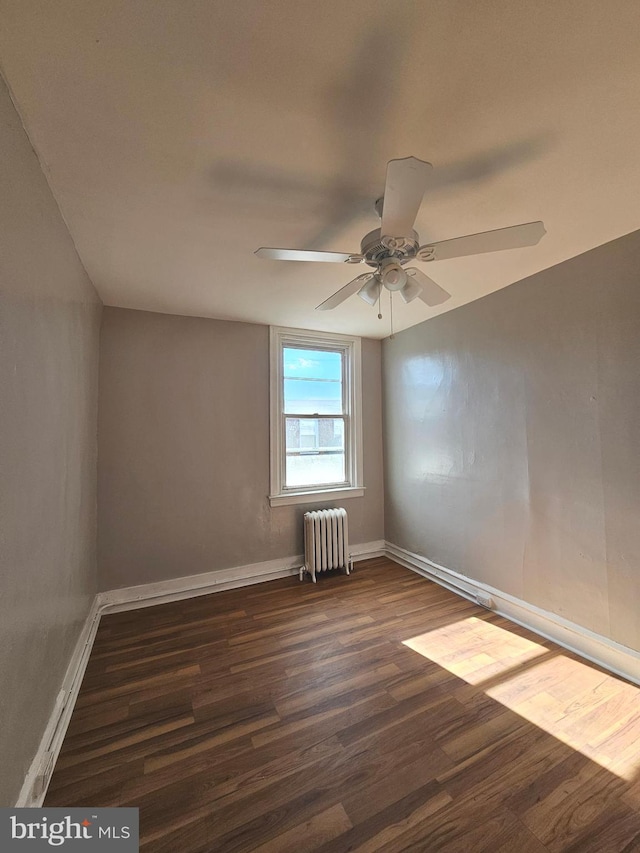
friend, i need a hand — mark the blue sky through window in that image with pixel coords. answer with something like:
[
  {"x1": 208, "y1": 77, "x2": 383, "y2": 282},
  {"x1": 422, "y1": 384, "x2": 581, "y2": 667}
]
[{"x1": 283, "y1": 347, "x2": 343, "y2": 414}]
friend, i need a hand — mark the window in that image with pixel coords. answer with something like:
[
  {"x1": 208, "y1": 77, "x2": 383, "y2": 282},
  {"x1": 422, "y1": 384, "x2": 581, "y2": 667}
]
[{"x1": 269, "y1": 327, "x2": 364, "y2": 507}]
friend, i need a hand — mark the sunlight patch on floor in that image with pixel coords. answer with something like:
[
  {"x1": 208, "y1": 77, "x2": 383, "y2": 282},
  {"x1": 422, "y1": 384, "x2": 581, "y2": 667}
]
[{"x1": 403, "y1": 616, "x2": 640, "y2": 781}]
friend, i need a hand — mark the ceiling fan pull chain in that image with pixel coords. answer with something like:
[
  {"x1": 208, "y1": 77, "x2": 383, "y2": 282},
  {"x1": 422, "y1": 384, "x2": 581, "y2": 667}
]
[
  {"x1": 378, "y1": 285, "x2": 382, "y2": 320},
  {"x1": 389, "y1": 290, "x2": 394, "y2": 340}
]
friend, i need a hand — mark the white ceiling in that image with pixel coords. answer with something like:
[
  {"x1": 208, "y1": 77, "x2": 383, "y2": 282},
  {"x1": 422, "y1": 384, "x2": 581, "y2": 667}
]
[{"x1": 1, "y1": 0, "x2": 639, "y2": 338}]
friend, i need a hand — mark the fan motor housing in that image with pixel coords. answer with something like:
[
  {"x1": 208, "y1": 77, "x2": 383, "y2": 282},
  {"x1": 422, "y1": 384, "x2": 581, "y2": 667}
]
[{"x1": 360, "y1": 228, "x2": 419, "y2": 267}]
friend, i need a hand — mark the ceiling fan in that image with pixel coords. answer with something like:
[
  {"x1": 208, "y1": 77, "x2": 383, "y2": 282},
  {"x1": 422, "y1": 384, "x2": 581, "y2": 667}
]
[{"x1": 255, "y1": 156, "x2": 546, "y2": 312}]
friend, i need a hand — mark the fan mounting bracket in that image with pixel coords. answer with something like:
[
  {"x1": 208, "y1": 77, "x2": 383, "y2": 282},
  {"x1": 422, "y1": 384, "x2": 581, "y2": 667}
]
[{"x1": 360, "y1": 228, "x2": 419, "y2": 268}]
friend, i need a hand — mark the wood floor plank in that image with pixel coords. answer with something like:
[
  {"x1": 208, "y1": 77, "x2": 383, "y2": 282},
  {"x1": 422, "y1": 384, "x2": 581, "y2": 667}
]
[
  {"x1": 46, "y1": 758, "x2": 145, "y2": 805},
  {"x1": 319, "y1": 782, "x2": 452, "y2": 853},
  {"x1": 249, "y1": 803, "x2": 353, "y2": 853},
  {"x1": 250, "y1": 690, "x2": 397, "y2": 750},
  {"x1": 55, "y1": 714, "x2": 195, "y2": 770},
  {"x1": 520, "y1": 765, "x2": 628, "y2": 851},
  {"x1": 45, "y1": 557, "x2": 640, "y2": 852},
  {"x1": 73, "y1": 663, "x2": 201, "y2": 707},
  {"x1": 342, "y1": 747, "x2": 454, "y2": 826},
  {"x1": 492, "y1": 819, "x2": 550, "y2": 853},
  {"x1": 143, "y1": 712, "x2": 281, "y2": 773},
  {"x1": 425, "y1": 806, "x2": 526, "y2": 853},
  {"x1": 274, "y1": 662, "x2": 401, "y2": 717}
]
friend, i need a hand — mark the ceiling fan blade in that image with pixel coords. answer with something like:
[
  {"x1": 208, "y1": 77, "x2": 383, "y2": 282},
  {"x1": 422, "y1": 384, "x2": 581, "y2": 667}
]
[
  {"x1": 406, "y1": 268, "x2": 451, "y2": 306},
  {"x1": 381, "y1": 156, "x2": 433, "y2": 239},
  {"x1": 418, "y1": 221, "x2": 546, "y2": 262},
  {"x1": 255, "y1": 247, "x2": 362, "y2": 264},
  {"x1": 316, "y1": 273, "x2": 374, "y2": 311}
]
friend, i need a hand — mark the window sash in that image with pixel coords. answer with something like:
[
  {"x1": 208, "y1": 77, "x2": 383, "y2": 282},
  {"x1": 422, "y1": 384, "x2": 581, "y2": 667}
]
[{"x1": 282, "y1": 413, "x2": 349, "y2": 491}]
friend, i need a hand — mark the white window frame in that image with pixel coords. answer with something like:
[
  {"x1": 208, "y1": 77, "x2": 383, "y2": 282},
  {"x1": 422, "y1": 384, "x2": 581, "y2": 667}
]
[{"x1": 269, "y1": 326, "x2": 364, "y2": 507}]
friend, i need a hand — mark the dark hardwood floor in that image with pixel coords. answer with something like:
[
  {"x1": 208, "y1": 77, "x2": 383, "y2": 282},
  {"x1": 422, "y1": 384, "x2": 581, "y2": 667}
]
[{"x1": 46, "y1": 558, "x2": 640, "y2": 852}]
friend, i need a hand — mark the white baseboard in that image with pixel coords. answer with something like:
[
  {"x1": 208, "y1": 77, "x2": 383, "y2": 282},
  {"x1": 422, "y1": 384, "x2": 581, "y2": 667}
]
[
  {"x1": 386, "y1": 541, "x2": 640, "y2": 686},
  {"x1": 15, "y1": 595, "x2": 102, "y2": 807},
  {"x1": 97, "y1": 555, "x2": 301, "y2": 613},
  {"x1": 97, "y1": 540, "x2": 387, "y2": 614},
  {"x1": 352, "y1": 539, "x2": 386, "y2": 561}
]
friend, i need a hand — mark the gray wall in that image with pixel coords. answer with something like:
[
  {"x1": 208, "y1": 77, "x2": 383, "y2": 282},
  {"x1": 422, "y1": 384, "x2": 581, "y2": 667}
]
[
  {"x1": 98, "y1": 308, "x2": 384, "y2": 590},
  {"x1": 0, "y1": 77, "x2": 101, "y2": 804},
  {"x1": 383, "y1": 230, "x2": 640, "y2": 652}
]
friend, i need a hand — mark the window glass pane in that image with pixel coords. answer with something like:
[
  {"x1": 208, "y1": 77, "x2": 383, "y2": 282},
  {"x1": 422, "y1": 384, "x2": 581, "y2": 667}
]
[
  {"x1": 284, "y1": 348, "x2": 342, "y2": 381},
  {"x1": 283, "y1": 379, "x2": 343, "y2": 414},
  {"x1": 283, "y1": 347, "x2": 343, "y2": 415},
  {"x1": 285, "y1": 417, "x2": 346, "y2": 487}
]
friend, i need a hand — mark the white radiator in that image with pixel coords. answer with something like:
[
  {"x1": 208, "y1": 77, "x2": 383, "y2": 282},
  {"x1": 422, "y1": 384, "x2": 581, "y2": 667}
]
[{"x1": 300, "y1": 508, "x2": 352, "y2": 583}]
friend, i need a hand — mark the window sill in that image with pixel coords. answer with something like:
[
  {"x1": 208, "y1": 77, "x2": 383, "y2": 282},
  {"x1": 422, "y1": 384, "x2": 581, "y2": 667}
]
[{"x1": 268, "y1": 486, "x2": 365, "y2": 508}]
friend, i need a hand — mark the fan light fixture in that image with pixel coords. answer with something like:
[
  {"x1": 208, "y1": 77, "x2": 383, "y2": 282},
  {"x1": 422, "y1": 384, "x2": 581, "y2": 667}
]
[
  {"x1": 357, "y1": 275, "x2": 382, "y2": 306},
  {"x1": 399, "y1": 278, "x2": 422, "y2": 304},
  {"x1": 380, "y1": 261, "x2": 407, "y2": 292}
]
